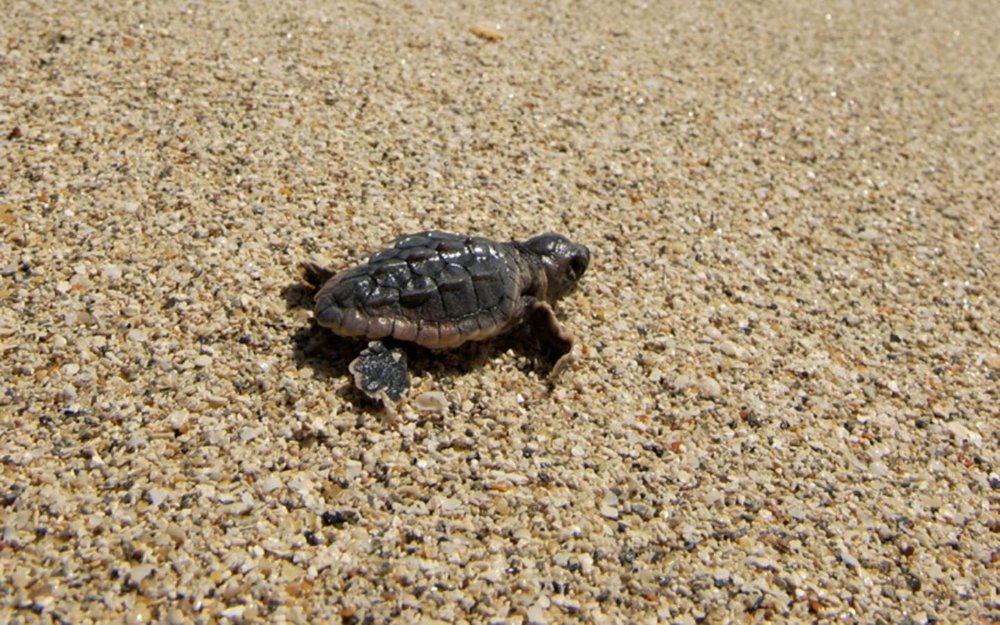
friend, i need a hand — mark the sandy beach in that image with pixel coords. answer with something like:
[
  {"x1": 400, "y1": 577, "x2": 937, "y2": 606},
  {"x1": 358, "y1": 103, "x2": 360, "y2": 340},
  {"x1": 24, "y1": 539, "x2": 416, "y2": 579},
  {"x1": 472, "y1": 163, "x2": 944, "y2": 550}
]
[{"x1": 1, "y1": 0, "x2": 997, "y2": 622}]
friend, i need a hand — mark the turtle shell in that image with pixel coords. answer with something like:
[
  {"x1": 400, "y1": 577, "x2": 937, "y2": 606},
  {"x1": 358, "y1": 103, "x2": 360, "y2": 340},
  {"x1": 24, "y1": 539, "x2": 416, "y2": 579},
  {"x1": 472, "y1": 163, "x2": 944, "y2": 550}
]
[{"x1": 313, "y1": 231, "x2": 520, "y2": 348}]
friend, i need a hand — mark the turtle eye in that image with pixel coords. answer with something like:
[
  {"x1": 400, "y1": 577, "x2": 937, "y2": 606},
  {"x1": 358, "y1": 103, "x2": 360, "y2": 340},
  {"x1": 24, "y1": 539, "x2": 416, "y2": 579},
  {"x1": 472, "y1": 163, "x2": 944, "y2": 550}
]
[{"x1": 569, "y1": 254, "x2": 588, "y2": 279}]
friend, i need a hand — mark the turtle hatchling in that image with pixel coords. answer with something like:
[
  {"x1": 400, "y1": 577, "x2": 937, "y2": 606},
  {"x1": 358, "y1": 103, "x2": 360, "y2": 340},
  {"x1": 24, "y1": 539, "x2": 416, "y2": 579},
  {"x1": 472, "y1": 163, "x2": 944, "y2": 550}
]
[{"x1": 300, "y1": 231, "x2": 590, "y2": 402}]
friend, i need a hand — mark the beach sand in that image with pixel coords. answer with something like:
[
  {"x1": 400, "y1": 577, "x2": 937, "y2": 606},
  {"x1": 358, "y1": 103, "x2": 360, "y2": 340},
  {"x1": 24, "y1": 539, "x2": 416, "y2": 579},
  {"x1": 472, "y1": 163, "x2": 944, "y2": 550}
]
[{"x1": 1, "y1": 1, "x2": 997, "y2": 622}]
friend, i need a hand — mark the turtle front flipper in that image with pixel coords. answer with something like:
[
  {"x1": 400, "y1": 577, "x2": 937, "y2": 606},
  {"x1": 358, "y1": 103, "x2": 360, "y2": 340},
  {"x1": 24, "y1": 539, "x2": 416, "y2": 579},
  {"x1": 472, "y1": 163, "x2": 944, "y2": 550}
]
[
  {"x1": 349, "y1": 341, "x2": 410, "y2": 403},
  {"x1": 525, "y1": 301, "x2": 575, "y2": 378}
]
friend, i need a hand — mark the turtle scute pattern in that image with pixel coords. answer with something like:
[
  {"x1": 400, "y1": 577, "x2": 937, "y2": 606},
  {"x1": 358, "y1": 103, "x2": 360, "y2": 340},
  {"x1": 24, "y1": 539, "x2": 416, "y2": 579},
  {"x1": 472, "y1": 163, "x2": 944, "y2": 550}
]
[{"x1": 314, "y1": 231, "x2": 517, "y2": 347}]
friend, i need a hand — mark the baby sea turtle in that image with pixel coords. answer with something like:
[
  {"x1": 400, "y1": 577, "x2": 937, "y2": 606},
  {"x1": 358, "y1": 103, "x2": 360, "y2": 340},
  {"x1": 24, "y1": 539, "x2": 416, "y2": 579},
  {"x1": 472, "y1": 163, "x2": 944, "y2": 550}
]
[{"x1": 300, "y1": 231, "x2": 590, "y2": 402}]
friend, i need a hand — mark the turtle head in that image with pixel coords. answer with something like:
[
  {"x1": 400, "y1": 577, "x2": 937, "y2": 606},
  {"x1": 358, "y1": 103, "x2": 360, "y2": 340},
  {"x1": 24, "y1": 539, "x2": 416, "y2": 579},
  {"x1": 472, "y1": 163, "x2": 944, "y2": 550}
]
[{"x1": 522, "y1": 233, "x2": 590, "y2": 301}]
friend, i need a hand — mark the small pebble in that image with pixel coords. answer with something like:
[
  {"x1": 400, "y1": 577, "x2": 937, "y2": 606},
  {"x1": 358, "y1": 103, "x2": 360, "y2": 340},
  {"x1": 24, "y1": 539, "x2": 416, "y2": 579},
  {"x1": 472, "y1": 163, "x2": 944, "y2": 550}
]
[
  {"x1": 414, "y1": 391, "x2": 448, "y2": 414},
  {"x1": 165, "y1": 608, "x2": 186, "y2": 625},
  {"x1": 673, "y1": 373, "x2": 694, "y2": 392},
  {"x1": 124, "y1": 606, "x2": 151, "y2": 625},
  {"x1": 259, "y1": 475, "x2": 283, "y2": 494},
  {"x1": 11, "y1": 567, "x2": 30, "y2": 588},
  {"x1": 102, "y1": 264, "x2": 122, "y2": 280},
  {"x1": 699, "y1": 376, "x2": 723, "y2": 399},
  {"x1": 839, "y1": 551, "x2": 860, "y2": 569},
  {"x1": 526, "y1": 604, "x2": 547, "y2": 625},
  {"x1": 167, "y1": 410, "x2": 189, "y2": 430},
  {"x1": 129, "y1": 563, "x2": 155, "y2": 584},
  {"x1": 470, "y1": 25, "x2": 505, "y2": 41},
  {"x1": 147, "y1": 489, "x2": 169, "y2": 507}
]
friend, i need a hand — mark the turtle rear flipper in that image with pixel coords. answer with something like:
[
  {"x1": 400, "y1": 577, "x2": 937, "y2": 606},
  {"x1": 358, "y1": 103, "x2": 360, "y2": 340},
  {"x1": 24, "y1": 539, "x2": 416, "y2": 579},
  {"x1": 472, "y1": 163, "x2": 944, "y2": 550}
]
[
  {"x1": 349, "y1": 341, "x2": 410, "y2": 402},
  {"x1": 526, "y1": 301, "x2": 575, "y2": 378},
  {"x1": 299, "y1": 262, "x2": 336, "y2": 291}
]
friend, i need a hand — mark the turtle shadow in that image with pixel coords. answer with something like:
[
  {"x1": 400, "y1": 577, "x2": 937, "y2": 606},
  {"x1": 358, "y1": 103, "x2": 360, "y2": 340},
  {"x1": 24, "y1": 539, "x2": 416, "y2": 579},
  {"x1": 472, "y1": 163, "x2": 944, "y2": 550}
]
[
  {"x1": 376, "y1": 324, "x2": 555, "y2": 391},
  {"x1": 282, "y1": 279, "x2": 561, "y2": 406},
  {"x1": 282, "y1": 278, "x2": 354, "y2": 384},
  {"x1": 291, "y1": 321, "x2": 544, "y2": 388},
  {"x1": 290, "y1": 323, "x2": 354, "y2": 383},
  {"x1": 290, "y1": 322, "x2": 407, "y2": 410},
  {"x1": 283, "y1": 280, "x2": 373, "y2": 406},
  {"x1": 281, "y1": 282, "x2": 317, "y2": 312}
]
